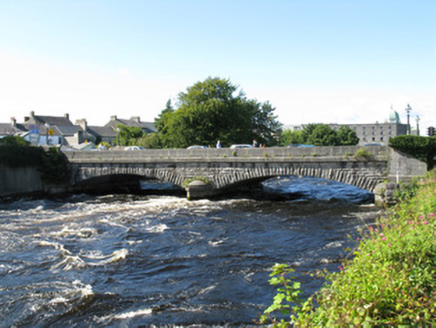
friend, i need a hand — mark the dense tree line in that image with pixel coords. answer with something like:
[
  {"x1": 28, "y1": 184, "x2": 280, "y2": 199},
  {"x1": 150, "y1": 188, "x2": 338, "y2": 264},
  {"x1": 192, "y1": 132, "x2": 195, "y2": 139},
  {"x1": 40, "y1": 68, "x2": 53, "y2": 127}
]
[
  {"x1": 121, "y1": 77, "x2": 283, "y2": 148},
  {"x1": 153, "y1": 77, "x2": 282, "y2": 148},
  {"x1": 281, "y1": 123, "x2": 359, "y2": 146},
  {"x1": 114, "y1": 77, "x2": 361, "y2": 148}
]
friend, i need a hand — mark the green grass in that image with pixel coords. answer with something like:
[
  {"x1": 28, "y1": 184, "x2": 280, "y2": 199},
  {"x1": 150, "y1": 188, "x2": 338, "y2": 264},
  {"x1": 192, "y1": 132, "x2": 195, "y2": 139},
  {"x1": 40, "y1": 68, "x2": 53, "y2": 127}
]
[{"x1": 260, "y1": 169, "x2": 436, "y2": 327}]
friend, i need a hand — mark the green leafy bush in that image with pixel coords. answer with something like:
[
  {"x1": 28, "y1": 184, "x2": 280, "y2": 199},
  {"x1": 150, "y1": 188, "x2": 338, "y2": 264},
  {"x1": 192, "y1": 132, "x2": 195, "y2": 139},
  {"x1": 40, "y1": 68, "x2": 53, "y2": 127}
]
[
  {"x1": 353, "y1": 147, "x2": 372, "y2": 159},
  {"x1": 0, "y1": 144, "x2": 45, "y2": 167},
  {"x1": 0, "y1": 144, "x2": 69, "y2": 182},
  {"x1": 389, "y1": 135, "x2": 436, "y2": 170},
  {"x1": 260, "y1": 169, "x2": 436, "y2": 327},
  {"x1": 0, "y1": 135, "x2": 28, "y2": 146}
]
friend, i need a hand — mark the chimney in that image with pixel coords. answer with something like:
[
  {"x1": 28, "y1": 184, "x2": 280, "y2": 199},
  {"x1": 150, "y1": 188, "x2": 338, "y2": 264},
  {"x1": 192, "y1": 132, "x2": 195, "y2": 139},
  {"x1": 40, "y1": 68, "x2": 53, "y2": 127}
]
[
  {"x1": 64, "y1": 113, "x2": 69, "y2": 120},
  {"x1": 111, "y1": 115, "x2": 117, "y2": 121},
  {"x1": 30, "y1": 111, "x2": 35, "y2": 118},
  {"x1": 75, "y1": 119, "x2": 87, "y2": 131},
  {"x1": 10, "y1": 117, "x2": 16, "y2": 127},
  {"x1": 131, "y1": 116, "x2": 140, "y2": 123}
]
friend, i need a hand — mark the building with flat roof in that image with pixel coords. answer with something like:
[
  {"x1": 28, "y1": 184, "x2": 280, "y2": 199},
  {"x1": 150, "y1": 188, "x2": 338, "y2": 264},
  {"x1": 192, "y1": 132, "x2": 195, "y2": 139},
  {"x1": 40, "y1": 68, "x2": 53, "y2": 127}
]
[
  {"x1": 328, "y1": 108, "x2": 408, "y2": 146},
  {"x1": 287, "y1": 107, "x2": 413, "y2": 146}
]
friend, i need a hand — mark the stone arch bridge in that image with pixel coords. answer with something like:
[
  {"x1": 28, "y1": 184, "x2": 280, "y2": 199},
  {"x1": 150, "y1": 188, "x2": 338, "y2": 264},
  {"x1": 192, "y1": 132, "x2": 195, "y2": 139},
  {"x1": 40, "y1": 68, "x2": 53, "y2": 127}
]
[{"x1": 63, "y1": 146, "x2": 426, "y2": 200}]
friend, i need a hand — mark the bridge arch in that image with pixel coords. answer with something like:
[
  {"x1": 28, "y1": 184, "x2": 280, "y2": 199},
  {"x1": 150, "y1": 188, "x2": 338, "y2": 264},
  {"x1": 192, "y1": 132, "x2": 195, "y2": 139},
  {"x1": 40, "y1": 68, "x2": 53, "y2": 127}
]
[
  {"x1": 64, "y1": 146, "x2": 427, "y2": 201},
  {"x1": 69, "y1": 160, "x2": 386, "y2": 198}
]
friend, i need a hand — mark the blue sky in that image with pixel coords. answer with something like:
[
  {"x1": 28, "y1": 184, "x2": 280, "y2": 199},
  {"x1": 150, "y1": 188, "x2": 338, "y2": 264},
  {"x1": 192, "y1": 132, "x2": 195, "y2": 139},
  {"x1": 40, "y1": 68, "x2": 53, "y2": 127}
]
[{"x1": 1, "y1": 0, "x2": 435, "y2": 132}]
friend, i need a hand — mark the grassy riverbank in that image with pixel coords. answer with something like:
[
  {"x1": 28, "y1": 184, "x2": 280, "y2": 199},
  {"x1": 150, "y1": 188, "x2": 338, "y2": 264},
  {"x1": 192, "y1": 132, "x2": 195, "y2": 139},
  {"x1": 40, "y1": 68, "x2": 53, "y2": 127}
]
[{"x1": 261, "y1": 169, "x2": 436, "y2": 327}]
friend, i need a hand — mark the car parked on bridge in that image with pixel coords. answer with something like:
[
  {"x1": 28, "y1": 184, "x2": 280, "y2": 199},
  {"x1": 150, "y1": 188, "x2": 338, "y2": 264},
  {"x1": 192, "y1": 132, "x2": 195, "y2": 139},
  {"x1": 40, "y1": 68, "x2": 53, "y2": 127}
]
[
  {"x1": 230, "y1": 144, "x2": 253, "y2": 149},
  {"x1": 286, "y1": 144, "x2": 315, "y2": 148},
  {"x1": 363, "y1": 143, "x2": 383, "y2": 146},
  {"x1": 124, "y1": 146, "x2": 145, "y2": 151},
  {"x1": 187, "y1": 145, "x2": 208, "y2": 149}
]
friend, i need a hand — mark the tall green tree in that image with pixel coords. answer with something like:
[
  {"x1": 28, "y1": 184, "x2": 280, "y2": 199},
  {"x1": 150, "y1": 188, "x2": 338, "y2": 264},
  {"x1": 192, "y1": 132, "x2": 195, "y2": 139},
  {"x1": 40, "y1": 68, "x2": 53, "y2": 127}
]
[
  {"x1": 300, "y1": 123, "x2": 319, "y2": 144},
  {"x1": 307, "y1": 124, "x2": 338, "y2": 146},
  {"x1": 154, "y1": 99, "x2": 174, "y2": 133},
  {"x1": 336, "y1": 125, "x2": 359, "y2": 145},
  {"x1": 155, "y1": 77, "x2": 282, "y2": 148},
  {"x1": 281, "y1": 129, "x2": 303, "y2": 146},
  {"x1": 115, "y1": 124, "x2": 144, "y2": 146}
]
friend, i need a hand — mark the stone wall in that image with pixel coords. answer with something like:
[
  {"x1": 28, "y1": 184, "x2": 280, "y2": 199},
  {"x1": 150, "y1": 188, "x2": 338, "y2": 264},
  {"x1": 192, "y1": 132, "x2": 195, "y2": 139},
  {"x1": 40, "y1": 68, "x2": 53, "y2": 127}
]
[
  {"x1": 387, "y1": 148, "x2": 427, "y2": 183},
  {"x1": 0, "y1": 164, "x2": 44, "y2": 196}
]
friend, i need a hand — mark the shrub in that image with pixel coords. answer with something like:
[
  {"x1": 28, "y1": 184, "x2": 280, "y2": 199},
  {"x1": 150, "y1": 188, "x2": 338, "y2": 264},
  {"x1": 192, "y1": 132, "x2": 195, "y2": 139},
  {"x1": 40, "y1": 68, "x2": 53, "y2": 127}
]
[
  {"x1": 0, "y1": 135, "x2": 28, "y2": 146},
  {"x1": 260, "y1": 169, "x2": 436, "y2": 327},
  {"x1": 0, "y1": 144, "x2": 69, "y2": 182},
  {"x1": 389, "y1": 135, "x2": 436, "y2": 170},
  {"x1": 353, "y1": 147, "x2": 372, "y2": 159}
]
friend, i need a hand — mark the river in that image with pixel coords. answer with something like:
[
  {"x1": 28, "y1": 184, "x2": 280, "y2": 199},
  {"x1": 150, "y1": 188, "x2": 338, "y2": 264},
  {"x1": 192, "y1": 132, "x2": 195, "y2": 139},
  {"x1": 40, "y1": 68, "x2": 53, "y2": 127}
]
[{"x1": 0, "y1": 177, "x2": 381, "y2": 327}]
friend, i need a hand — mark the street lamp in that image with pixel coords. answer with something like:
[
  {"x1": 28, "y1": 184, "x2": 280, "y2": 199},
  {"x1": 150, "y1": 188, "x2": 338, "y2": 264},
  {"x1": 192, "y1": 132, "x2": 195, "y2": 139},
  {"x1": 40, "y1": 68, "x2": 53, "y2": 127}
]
[
  {"x1": 405, "y1": 104, "x2": 412, "y2": 135},
  {"x1": 44, "y1": 122, "x2": 50, "y2": 145},
  {"x1": 116, "y1": 127, "x2": 120, "y2": 146},
  {"x1": 415, "y1": 115, "x2": 420, "y2": 136}
]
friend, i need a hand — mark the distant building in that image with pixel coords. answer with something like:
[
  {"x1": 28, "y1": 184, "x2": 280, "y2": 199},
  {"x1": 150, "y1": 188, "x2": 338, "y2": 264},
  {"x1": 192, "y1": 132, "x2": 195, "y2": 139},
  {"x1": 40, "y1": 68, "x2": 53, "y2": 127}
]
[
  {"x1": 75, "y1": 119, "x2": 117, "y2": 145},
  {"x1": 22, "y1": 111, "x2": 84, "y2": 146},
  {"x1": 0, "y1": 117, "x2": 27, "y2": 138},
  {"x1": 328, "y1": 109, "x2": 408, "y2": 146},
  {"x1": 1, "y1": 112, "x2": 157, "y2": 147},
  {"x1": 286, "y1": 108, "x2": 410, "y2": 146},
  {"x1": 0, "y1": 111, "x2": 83, "y2": 146},
  {"x1": 104, "y1": 115, "x2": 157, "y2": 134}
]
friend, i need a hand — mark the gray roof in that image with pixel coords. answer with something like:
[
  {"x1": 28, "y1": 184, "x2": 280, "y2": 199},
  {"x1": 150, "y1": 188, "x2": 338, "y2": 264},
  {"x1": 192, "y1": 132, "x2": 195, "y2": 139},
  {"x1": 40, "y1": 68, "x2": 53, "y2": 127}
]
[
  {"x1": 0, "y1": 123, "x2": 27, "y2": 136},
  {"x1": 56, "y1": 125, "x2": 82, "y2": 136},
  {"x1": 25, "y1": 115, "x2": 74, "y2": 126},
  {"x1": 105, "y1": 117, "x2": 157, "y2": 133},
  {"x1": 87, "y1": 125, "x2": 117, "y2": 138}
]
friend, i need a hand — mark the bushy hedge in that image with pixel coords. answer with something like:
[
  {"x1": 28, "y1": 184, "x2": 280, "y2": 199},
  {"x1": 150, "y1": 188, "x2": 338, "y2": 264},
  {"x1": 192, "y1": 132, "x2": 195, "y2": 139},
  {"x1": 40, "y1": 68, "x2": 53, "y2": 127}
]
[
  {"x1": 389, "y1": 135, "x2": 436, "y2": 170},
  {"x1": 0, "y1": 144, "x2": 69, "y2": 182},
  {"x1": 260, "y1": 169, "x2": 436, "y2": 327},
  {"x1": 0, "y1": 144, "x2": 45, "y2": 167}
]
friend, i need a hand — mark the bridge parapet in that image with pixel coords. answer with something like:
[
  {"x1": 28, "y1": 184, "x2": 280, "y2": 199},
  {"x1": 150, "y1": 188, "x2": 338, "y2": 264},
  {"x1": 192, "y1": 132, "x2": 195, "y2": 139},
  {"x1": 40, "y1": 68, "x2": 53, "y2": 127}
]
[
  {"x1": 64, "y1": 145, "x2": 389, "y2": 163},
  {"x1": 63, "y1": 146, "x2": 426, "y2": 202}
]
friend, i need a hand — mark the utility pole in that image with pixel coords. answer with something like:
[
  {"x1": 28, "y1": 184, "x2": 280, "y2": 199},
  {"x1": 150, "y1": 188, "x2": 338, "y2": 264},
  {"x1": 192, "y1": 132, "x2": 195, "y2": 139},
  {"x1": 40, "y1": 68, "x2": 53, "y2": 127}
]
[{"x1": 405, "y1": 104, "x2": 412, "y2": 135}]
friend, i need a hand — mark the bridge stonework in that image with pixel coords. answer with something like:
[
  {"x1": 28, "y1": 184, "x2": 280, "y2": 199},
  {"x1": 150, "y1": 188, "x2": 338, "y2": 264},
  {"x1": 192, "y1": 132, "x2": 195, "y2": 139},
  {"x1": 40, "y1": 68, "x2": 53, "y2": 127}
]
[{"x1": 64, "y1": 146, "x2": 427, "y2": 202}]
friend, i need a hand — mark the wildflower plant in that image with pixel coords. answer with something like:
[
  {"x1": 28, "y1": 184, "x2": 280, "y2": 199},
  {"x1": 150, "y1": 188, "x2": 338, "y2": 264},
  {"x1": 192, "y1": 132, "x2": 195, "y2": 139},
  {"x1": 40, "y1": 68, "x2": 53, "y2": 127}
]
[{"x1": 260, "y1": 169, "x2": 436, "y2": 327}]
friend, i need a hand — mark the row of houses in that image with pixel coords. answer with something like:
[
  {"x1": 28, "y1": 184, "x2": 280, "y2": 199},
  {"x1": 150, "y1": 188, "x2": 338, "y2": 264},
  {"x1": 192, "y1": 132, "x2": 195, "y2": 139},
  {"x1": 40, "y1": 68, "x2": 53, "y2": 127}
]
[
  {"x1": 0, "y1": 111, "x2": 156, "y2": 148},
  {"x1": 0, "y1": 108, "x2": 421, "y2": 148}
]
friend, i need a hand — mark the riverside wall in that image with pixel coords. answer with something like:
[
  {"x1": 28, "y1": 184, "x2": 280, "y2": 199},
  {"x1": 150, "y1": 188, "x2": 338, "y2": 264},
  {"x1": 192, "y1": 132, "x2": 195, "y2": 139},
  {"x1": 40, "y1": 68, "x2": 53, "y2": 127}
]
[
  {"x1": 0, "y1": 164, "x2": 44, "y2": 197},
  {"x1": 0, "y1": 165, "x2": 69, "y2": 198}
]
